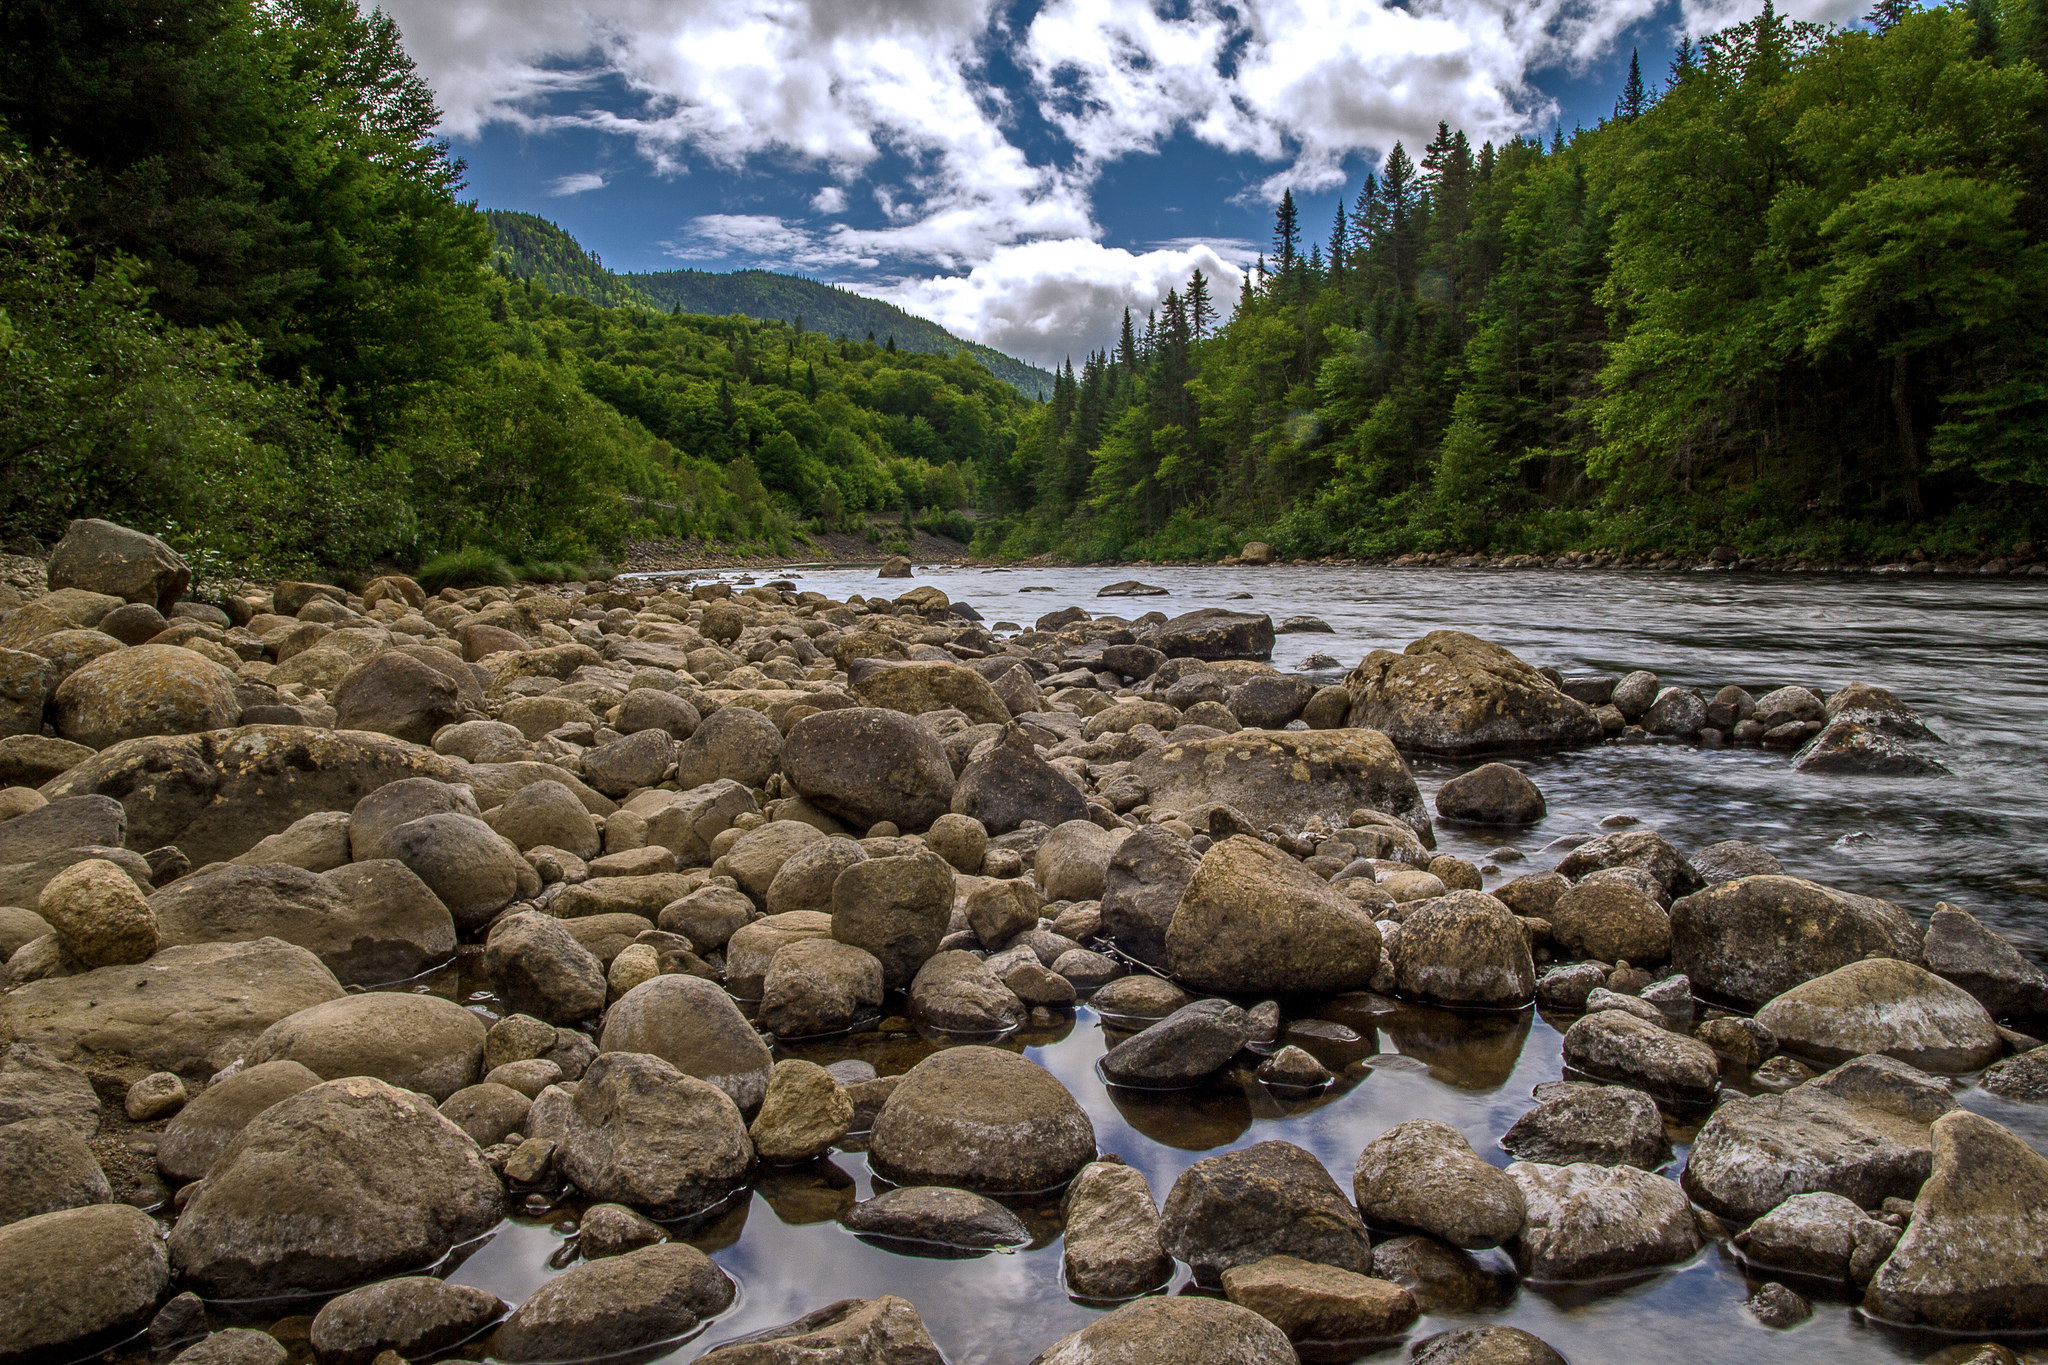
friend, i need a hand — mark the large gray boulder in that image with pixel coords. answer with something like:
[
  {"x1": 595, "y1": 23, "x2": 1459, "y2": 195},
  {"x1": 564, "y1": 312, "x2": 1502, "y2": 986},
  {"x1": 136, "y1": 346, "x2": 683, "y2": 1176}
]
[
  {"x1": 0, "y1": 1203, "x2": 169, "y2": 1363},
  {"x1": 1160, "y1": 1140, "x2": 1372, "y2": 1284},
  {"x1": 1354, "y1": 1119, "x2": 1526, "y2": 1249},
  {"x1": 1030, "y1": 1297, "x2": 1293, "y2": 1365},
  {"x1": 248, "y1": 991, "x2": 482, "y2": 1102},
  {"x1": 149, "y1": 861, "x2": 454, "y2": 987},
  {"x1": 757, "y1": 938, "x2": 885, "y2": 1039},
  {"x1": 1561, "y1": 1010, "x2": 1720, "y2": 1108},
  {"x1": 1500, "y1": 1082, "x2": 1671, "y2": 1170},
  {"x1": 166, "y1": 1076, "x2": 503, "y2": 1298},
  {"x1": 1391, "y1": 890, "x2": 1536, "y2": 1009},
  {"x1": 599, "y1": 974, "x2": 774, "y2": 1116},
  {"x1": 0, "y1": 794, "x2": 124, "y2": 865},
  {"x1": 781, "y1": 708, "x2": 954, "y2": 832},
  {"x1": 331, "y1": 654, "x2": 462, "y2": 746},
  {"x1": 553, "y1": 1051, "x2": 753, "y2": 1217},
  {"x1": 483, "y1": 780, "x2": 600, "y2": 859},
  {"x1": 906, "y1": 951, "x2": 1026, "y2": 1035},
  {"x1": 1343, "y1": 631, "x2": 1602, "y2": 756},
  {"x1": 0, "y1": 1044, "x2": 100, "y2": 1138},
  {"x1": 673, "y1": 705, "x2": 782, "y2": 791},
  {"x1": 1129, "y1": 728, "x2": 1431, "y2": 841},
  {"x1": 46, "y1": 519, "x2": 190, "y2": 613},
  {"x1": 380, "y1": 813, "x2": 529, "y2": 932},
  {"x1": 1100, "y1": 999, "x2": 1248, "y2": 1089},
  {"x1": 868, "y1": 1046, "x2": 1094, "y2": 1193},
  {"x1": 0, "y1": 1117, "x2": 112, "y2": 1227},
  {"x1": 1755, "y1": 958, "x2": 2001, "y2": 1074},
  {"x1": 1, "y1": 938, "x2": 344, "y2": 1081},
  {"x1": 1164, "y1": 835, "x2": 1381, "y2": 995},
  {"x1": 156, "y1": 1059, "x2": 323, "y2": 1184},
  {"x1": 1506, "y1": 1161, "x2": 1701, "y2": 1280},
  {"x1": 1922, "y1": 902, "x2": 2048, "y2": 1024},
  {"x1": 950, "y1": 725, "x2": 1087, "y2": 835},
  {"x1": 1670, "y1": 875, "x2": 1925, "y2": 1009}
]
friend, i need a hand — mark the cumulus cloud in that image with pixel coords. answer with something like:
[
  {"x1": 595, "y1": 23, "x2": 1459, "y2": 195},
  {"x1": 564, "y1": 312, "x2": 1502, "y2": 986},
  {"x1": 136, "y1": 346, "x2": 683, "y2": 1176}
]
[
  {"x1": 809, "y1": 185, "x2": 849, "y2": 214},
  {"x1": 544, "y1": 171, "x2": 607, "y2": 196}
]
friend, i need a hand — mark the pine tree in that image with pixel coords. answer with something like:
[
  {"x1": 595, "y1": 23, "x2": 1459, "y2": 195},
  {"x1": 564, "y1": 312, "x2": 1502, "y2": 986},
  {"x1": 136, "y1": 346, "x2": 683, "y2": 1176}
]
[
  {"x1": 886, "y1": 334, "x2": 896, "y2": 353},
  {"x1": 1670, "y1": 36, "x2": 1697, "y2": 85},
  {"x1": 1354, "y1": 174, "x2": 1383, "y2": 255},
  {"x1": 1327, "y1": 202, "x2": 1348, "y2": 283},
  {"x1": 1187, "y1": 270, "x2": 1215, "y2": 340},
  {"x1": 1118, "y1": 308, "x2": 1138, "y2": 370},
  {"x1": 1272, "y1": 189, "x2": 1300, "y2": 274},
  {"x1": 1616, "y1": 49, "x2": 1648, "y2": 119}
]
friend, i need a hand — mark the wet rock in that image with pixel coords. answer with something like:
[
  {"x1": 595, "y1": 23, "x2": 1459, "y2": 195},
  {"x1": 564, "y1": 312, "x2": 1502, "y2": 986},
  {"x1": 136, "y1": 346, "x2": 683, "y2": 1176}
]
[
  {"x1": 0, "y1": 1117, "x2": 111, "y2": 1226},
  {"x1": 1030, "y1": 1296, "x2": 1294, "y2": 1365},
  {"x1": 1226, "y1": 675, "x2": 1316, "y2": 729},
  {"x1": 1923, "y1": 903, "x2": 2048, "y2": 1024},
  {"x1": 1561, "y1": 1010, "x2": 1719, "y2": 1107},
  {"x1": 1062, "y1": 1160, "x2": 1172, "y2": 1299},
  {"x1": 1502, "y1": 1081, "x2": 1670, "y2": 1169},
  {"x1": 156, "y1": 1060, "x2": 322, "y2": 1183},
  {"x1": 1391, "y1": 890, "x2": 1535, "y2": 1009},
  {"x1": 483, "y1": 912, "x2": 607, "y2": 1025},
  {"x1": 1794, "y1": 716, "x2": 1950, "y2": 775},
  {"x1": 599, "y1": 974, "x2": 773, "y2": 1116},
  {"x1": 153, "y1": 860, "x2": 454, "y2": 988},
  {"x1": 1255, "y1": 1045, "x2": 1332, "y2": 1090},
  {"x1": 1369, "y1": 1235, "x2": 1514, "y2": 1313},
  {"x1": 749, "y1": 1059, "x2": 852, "y2": 1163},
  {"x1": 39, "y1": 857, "x2": 158, "y2": 967},
  {"x1": 1343, "y1": 631, "x2": 1602, "y2": 756},
  {"x1": 1534, "y1": 962, "x2": 1606, "y2": 1010},
  {"x1": 1694, "y1": 1015, "x2": 1777, "y2": 1065},
  {"x1": 1546, "y1": 880, "x2": 1670, "y2": 965},
  {"x1": 908, "y1": 951, "x2": 1025, "y2": 1033},
  {"x1": 673, "y1": 705, "x2": 782, "y2": 790},
  {"x1": 782, "y1": 708, "x2": 954, "y2": 833},
  {"x1": 694, "y1": 1295, "x2": 942, "y2": 1365},
  {"x1": 53, "y1": 645, "x2": 240, "y2": 750},
  {"x1": 1671, "y1": 875, "x2": 1925, "y2": 1009},
  {"x1": 1161, "y1": 1139, "x2": 1373, "y2": 1283},
  {"x1": 1410, "y1": 1326, "x2": 1566, "y2": 1365},
  {"x1": 124, "y1": 1071, "x2": 186, "y2": 1120},
  {"x1": 869, "y1": 1045, "x2": 1094, "y2": 1193},
  {"x1": 331, "y1": 653, "x2": 461, "y2": 745},
  {"x1": 1688, "y1": 840, "x2": 1783, "y2": 885},
  {"x1": 842, "y1": 1186, "x2": 1028, "y2": 1249},
  {"x1": 1101, "y1": 999, "x2": 1248, "y2": 1089},
  {"x1": 0, "y1": 1203, "x2": 169, "y2": 1363},
  {"x1": 3, "y1": 939, "x2": 344, "y2": 1082},
  {"x1": 831, "y1": 849, "x2": 956, "y2": 989},
  {"x1": 577, "y1": 1203, "x2": 667, "y2": 1260},
  {"x1": 1436, "y1": 763, "x2": 1545, "y2": 826},
  {"x1": 1353, "y1": 1119, "x2": 1524, "y2": 1249},
  {"x1": 1755, "y1": 959, "x2": 2000, "y2": 1074},
  {"x1": 1129, "y1": 728, "x2": 1432, "y2": 843},
  {"x1": 309, "y1": 1277, "x2": 505, "y2": 1365},
  {"x1": 1642, "y1": 686, "x2": 1706, "y2": 738},
  {"x1": 1749, "y1": 1282, "x2": 1812, "y2": 1328},
  {"x1": 47, "y1": 519, "x2": 190, "y2": 612},
  {"x1": 249, "y1": 991, "x2": 485, "y2": 1101},
  {"x1": 951, "y1": 725, "x2": 1088, "y2": 835},
  {"x1": 554, "y1": 1052, "x2": 753, "y2": 1217},
  {"x1": 758, "y1": 938, "x2": 885, "y2": 1038},
  {"x1": 1090, "y1": 973, "x2": 1191, "y2": 1023},
  {"x1": 1556, "y1": 829, "x2": 1700, "y2": 899},
  {"x1": 1220, "y1": 1254, "x2": 1418, "y2": 1344},
  {"x1": 1981, "y1": 1047, "x2": 2048, "y2": 1101},
  {"x1": 1507, "y1": 1160, "x2": 1701, "y2": 1280},
  {"x1": 1166, "y1": 835, "x2": 1383, "y2": 996},
  {"x1": 1683, "y1": 1055, "x2": 1958, "y2": 1222},
  {"x1": 1738, "y1": 1191, "x2": 1898, "y2": 1285},
  {"x1": 1142, "y1": 608, "x2": 1276, "y2": 661},
  {"x1": 1865, "y1": 1111, "x2": 2048, "y2": 1330},
  {"x1": 171, "y1": 1328, "x2": 286, "y2": 1365},
  {"x1": 167, "y1": 1076, "x2": 502, "y2": 1298},
  {"x1": 491, "y1": 1242, "x2": 735, "y2": 1362}
]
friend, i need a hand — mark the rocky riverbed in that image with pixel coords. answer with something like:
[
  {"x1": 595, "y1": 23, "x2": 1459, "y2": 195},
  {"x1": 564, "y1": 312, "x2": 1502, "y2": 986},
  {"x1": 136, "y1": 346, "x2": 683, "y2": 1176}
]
[{"x1": 2, "y1": 519, "x2": 2047, "y2": 1365}]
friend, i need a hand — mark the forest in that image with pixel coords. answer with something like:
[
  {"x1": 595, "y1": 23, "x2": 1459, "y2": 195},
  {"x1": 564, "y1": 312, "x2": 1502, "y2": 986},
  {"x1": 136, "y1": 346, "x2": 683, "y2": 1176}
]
[
  {"x1": 979, "y1": 1, "x2": 2048, "y2": 563},
  {"x1": 0, "y1": 0, "x2": 1026, "y2": 578}
]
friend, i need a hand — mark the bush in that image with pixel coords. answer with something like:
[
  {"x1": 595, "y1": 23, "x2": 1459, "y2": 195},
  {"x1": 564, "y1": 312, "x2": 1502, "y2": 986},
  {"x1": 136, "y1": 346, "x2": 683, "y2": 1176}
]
[
  {"x1": 416, "y1": 547, "x2": 514, "y2": 592},
  {"x1": 516, "y1": 559, "x2": 613, "y2": 583}
]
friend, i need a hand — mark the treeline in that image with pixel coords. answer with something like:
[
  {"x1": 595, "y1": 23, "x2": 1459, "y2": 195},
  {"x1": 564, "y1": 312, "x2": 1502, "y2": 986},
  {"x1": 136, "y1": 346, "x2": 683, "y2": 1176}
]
[
  {"x1": 0, "y1": 0, "x2": 1027, "y2": 577},
  {"x1": 979, "y1": 2, "x2": 2048, "y2": 563}
]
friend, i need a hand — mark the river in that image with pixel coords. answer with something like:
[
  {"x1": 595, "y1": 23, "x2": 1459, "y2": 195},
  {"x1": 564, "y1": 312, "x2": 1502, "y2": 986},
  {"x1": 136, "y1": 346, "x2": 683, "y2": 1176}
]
[{"x1": 428, "y1": 563, "x2": 2048, "y2": 1364}]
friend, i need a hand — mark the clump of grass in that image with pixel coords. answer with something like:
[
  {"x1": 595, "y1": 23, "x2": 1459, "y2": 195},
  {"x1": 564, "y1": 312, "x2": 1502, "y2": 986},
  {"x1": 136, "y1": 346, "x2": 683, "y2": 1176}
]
[
  {"x1": 515, "y1": 559, "x2": 615, "y2": 584},
  {"x1": 416, "y1": 547, "x2": 515, "y2": 593}
]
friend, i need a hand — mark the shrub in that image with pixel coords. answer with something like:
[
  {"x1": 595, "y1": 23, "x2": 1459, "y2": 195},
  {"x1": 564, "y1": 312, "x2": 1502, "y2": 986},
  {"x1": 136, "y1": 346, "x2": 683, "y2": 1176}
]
[{"x1": 416, "y1": 547, "x2": 515, "y2": 592}]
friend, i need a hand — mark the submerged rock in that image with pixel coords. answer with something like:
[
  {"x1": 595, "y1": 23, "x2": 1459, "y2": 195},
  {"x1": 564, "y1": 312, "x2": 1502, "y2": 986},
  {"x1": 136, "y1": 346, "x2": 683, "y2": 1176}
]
[
  {"x1": 842, "y1": 1186, "x2": 1029, "y2": 1250},
  {"x1": 554, "y1": 1052, "x2": 753, "y2": 1218},
  {"x1": 694, "y1": 1296, "x2": 943, "y2": 1365},
  {"x1": 1219, "y1": 1254, "x2": 1419, "y2": 1344},
  {"x1": 1500, "y1": 1081, "x2": 1671, "y2": 1170},
  {"x1": 309, "y1": 1277, "x2": 505, "y2": 1365},
  {"x1": 1409, "y1": 1326, "x2": 1566, "y2": 1365},
  {"x1": 1030, "y1": 1296, "x2": 1294, "y2": 1365},
  {"x1": 1100, "y1": 999, "x2": 1249, "y2": 1089},
  {"x1": 1507, "y1": 1160, "x2": 1702, "y2": 1281},
  {"x1": 490, "y1": 1243, "x2": 735, "y2": 1362}
]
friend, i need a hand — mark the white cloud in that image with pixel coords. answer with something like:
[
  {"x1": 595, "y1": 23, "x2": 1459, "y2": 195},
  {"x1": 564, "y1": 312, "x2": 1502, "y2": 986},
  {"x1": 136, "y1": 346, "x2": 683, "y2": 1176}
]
[
  {"x1": 809, "y1": 185, "x2": 849, "y2": 214},
  {"x1": 544, "y1": 171, "x2": 607, "y2": 195}
]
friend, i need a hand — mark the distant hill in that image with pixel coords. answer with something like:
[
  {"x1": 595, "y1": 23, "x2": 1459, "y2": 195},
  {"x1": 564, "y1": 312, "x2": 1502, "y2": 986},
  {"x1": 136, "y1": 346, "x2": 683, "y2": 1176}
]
[{"x1": 485, "y1": 212, "x2": 1053, "y2": 399}]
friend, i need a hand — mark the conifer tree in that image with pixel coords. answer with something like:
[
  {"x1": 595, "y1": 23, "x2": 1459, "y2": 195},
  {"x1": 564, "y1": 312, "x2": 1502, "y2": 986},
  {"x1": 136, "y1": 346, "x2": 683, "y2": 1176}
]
[
  {"x1": 1866, "y1": 0, "x2": 1911, "y2": 28},
  {"x1": 1272, "y1": 189, "x2": 1300, "y2": 274},
  {"x1": 1327, "y1": 202, "x2": 1348, "y2": 283},
  {"x1": 1187, "y1": 270, "x2": 1215, "y2": 339},
  {"x1": 1616, "y1": 49, "x2": 1648, "y2": 118},
  {"x1": 1118, "y1": 308, "x2": 1138, "y2": 370}
]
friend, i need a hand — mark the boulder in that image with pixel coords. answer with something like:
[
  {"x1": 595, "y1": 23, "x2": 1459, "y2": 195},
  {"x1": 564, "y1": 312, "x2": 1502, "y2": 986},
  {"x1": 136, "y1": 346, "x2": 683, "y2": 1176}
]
[
  {"x1": 1642, "y1": 686, "x2": 1706, "y2": 737},
  {"x1": 1035, "y1": 819, "x2": 1123, "y2": 902},
  {"x1": 1099, "y1": 824, "x2": 1200, "y2": 968},
  {"x1": 232, "y1": 811, "x2": 353, "y2": 872},
  {"x1": 38, "y1": 856, "x2": 158, "y2": 967},
  {"x1": 951, "y1": 725, "x2": 1087, "y2": 834},
  {"x1": 0, "y1": 1044, "x2": 101, "y2": 1139},
  {"x1": 1219, "y1": 1255, "x2": 1419, "y2": 1344},
  {"x1": 1128, "y1": 728, "x2": 1432, "y2": 842},
  {"x1": 1391, "y1": 890, "x2": 1535, "y2": 1010},
  {"x1": 1225, "y1": 675, "x2": 1316, "y2": 729},
  {"x1": 830, "y1": 848, "x2": 955, "y2": 989},
  {"x1": 1100, "y1": 999, "x2": 1249, "y2": 1089},
  {"x1": 249, "y1": 992, "x2": 485, "y2": 1101},
  {"x1": 721, "y1": 821, "x2": 825, "y2": 903},
  {"x1": 725, "y1": 911, "x2": 834, "y2": 999},
  {"x1": 765, "y1": 837, "x2": 868, "y2": 917},
  {"x1": 1162, "y1": 835, "x2": 1382, "y2": 996},
  {"x1": 1410, "y1": 1327, "x2": 1566, "y2": 1365},
  {"x1": 331, "y1": 653, "x2": 461, "y2": 745},
  {"x1": 781, "y1": 708, "x2": 953, "y2": 832},
  {"x1": 1864, "y1": 1111, "x2": 2048, "y2": 1330},
  {"x1": 1683, "y1": 1055, "x2": 1958, "y2": 1222},
  {"x1": 581, "y1": 729, "x2": 678, "y2": 799},
  {"x1": 1142, "y1": 609, "x2": 1275, "y2": 661},
  {"x1": 1755, "y1": 958, "x2": 1999, "y2": 1074},
  {"x1": 52, "y1": 645, "x2": 239, "y2": 750},
  {"x1": 1353, "y1": 1119, "x2": 1525, "y2": 1249},
  {"x1": 599, "y1": 974, "x2": 774, "y2": 1116},
  {"x1": 1982, "y1": 1047, "x2": 2048, "y2": 1102},
  {"x1": 46, "y1": 519, "x2": 190, "y2": 612},
  {"x1": 2, "y1": 939, "x2": 344, "y2": 1081},
  {"x1": 1500, "y1": 1082, "x2": 1671, "y2": 1169},
  {"x1": 693, "y1": 1296, "x2": 942, "y2": 1365},
  {"x1": 1546, "y1": 880, "x2": 1671, "y2": 965},
  {"x1": 1161, "y1": 1140, "x2": 1373, "y2": 1283},
  {"x1": 1555, "y1": 829, "x2": 1700, "y2": 899},
  {"x1": 439, "y1": 1082, "x2": 530, "y2": 1147},
  {"x1": 1507, "y1": 1160, "x2": 1701, "y2": 1280},
  {"x1": 907, "y1": 951, "x2": 1025, "y2": 1034},
  {"x1": 1794, "y1": 717, "x2": 1950, "y2": 774},
  {"x1": 553, "y1": 1052, "x2": 753, "y2": 1217},
  {"x1": 1738, "y1": 1191, "x2": 1898, "y2": 1285},
  {"x1": 150, "y1": 860, "x2": 453, "y2": 987},
  {"x1": 0, "y1": 1117, "x2": 112, "y2": 1227},
  {"x1": 1923, "y1": 903, "x2": 2048, "y2": 1023},
  {"x1": 347, "y1": 777, "x2": 481, "y2": 861},
  {"x1": 380, "y1": 813, "x2": 529, "y2": 932},
  {"x1": 842, "y1": 1186, "x2": 1028, "y2": 1250},
  {"x1": 0, "y1": 1203, "x2": 169, "y2": 1363},
  {"x1": 0, "y1": 793, "x2": 124, "y2": 866},
  {"x1": 853, "y1": 661, "x2": 1010, "y2": 726},
  {"x1": 156, "y1": 1059, "x2": 323, "y2": 1184},
  {"x1": 757, "y1": 938, "x2": 884, "y2": 1038},
  {"x1": 490, "y1": 1243, "x2": 734, "y2": 1362},
  {"x1": 1030, "y1": 1297, "x2": 1293, "y2": 1365},
  {"x1": 748, "y1": 1059, "x2": 852, "y2": 1164},
  {"x1": 1435, "y1": 763, "x2": 1545, "y2": 825},
  {"x1": 1062, "y1": 1160, "x2": 1172, "y2": 1299},
  {"x1": 0, "y1": 648, "x2": 53, "y2": 739},
  {"x1": 484, "y1": 912, "x2": 607, "y2": 1025},
  {"x1": 166, "y1": 1076, "x2": 502, "y2": 1298},
  {"x1": 1561, "y1": 1010, "x2": 1719, "y2": 1107},
  {"x1": 1670, "y1": 875, "x2": 1925, "y2": 1009},
  {"x1": 0, "y1": 733, "x2": 93, "y2": 785},
  {"x1": 613, "y1": 688, "x2": 699, "y2": 740},
  {"x1": 309, "y1": 1277, "x2": 506, "y2": 1365},
  {"x1": 576, "y1": 1203, "x2": 667, "y2": 1260},
  {"x1": 1689, "y1": 839, "x2": 1783, "y2": 885},
  {"x1": 40, "y1": 726, "x2": 469, "y2": 866},
  {"x1": 172, "y1": 1328, "x2": 286, "y2": 1365},
  {"x1": 673, "y1": 705, "x2": 782, "y2": 791},
  {"x1": 1343, "y1": 632, "x2": 1601, "y2": 756},
  {"x1": 868, "y1": 1045, "x2": 1094, "y2": 1193}
]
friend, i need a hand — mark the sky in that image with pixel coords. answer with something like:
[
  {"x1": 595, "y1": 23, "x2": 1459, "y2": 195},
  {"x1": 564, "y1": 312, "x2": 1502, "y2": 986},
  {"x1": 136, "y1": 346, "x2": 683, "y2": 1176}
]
[{"x1": 381, "y1": 0, "x2": 1873, "y2": 370}]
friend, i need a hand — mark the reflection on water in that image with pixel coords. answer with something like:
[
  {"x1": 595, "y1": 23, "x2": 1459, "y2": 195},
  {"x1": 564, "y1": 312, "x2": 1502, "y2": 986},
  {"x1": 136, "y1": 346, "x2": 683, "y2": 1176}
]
[{"x1": 209, "y1": 566, "x2": 2048, "y2": 1364}]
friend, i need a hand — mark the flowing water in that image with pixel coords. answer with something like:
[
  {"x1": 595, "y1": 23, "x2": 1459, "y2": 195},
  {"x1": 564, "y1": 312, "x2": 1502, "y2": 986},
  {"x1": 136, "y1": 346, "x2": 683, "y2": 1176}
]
[{"x1": 259, "y1": 566, "x2": 2048, "y2": 1364}]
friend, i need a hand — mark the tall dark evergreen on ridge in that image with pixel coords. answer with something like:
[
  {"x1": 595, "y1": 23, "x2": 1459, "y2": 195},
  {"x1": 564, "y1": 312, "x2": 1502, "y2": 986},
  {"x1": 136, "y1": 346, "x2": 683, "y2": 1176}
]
[{"x1": 979, "y1": 1, "x2": 2048, "y2": 565}]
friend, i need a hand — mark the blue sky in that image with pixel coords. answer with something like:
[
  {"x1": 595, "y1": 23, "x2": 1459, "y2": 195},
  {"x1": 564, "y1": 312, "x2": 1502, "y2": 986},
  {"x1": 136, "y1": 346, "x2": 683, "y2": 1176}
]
[{"x1": 386, "y1": 0, "x2": 1867, "y2": 368}]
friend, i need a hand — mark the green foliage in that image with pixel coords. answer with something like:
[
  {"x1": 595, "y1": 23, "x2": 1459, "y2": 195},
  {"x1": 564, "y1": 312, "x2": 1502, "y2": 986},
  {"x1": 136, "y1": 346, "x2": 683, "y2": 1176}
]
[
  {"x1": 415, "y1": 547, "x2": 514, "y2": 592},
  {"x1": 979, "y1": 3, "x2": 2048, "y2": 562},
  {"x1": 484, "y1": 211, "x2": 644, "y2": 308}
]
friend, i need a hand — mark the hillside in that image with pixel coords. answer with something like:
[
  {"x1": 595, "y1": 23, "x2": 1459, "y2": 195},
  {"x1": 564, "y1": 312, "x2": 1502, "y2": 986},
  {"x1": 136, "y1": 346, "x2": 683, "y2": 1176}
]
[{"x1": 485, "y1": 212, "x2": 1053, "y2": 399}]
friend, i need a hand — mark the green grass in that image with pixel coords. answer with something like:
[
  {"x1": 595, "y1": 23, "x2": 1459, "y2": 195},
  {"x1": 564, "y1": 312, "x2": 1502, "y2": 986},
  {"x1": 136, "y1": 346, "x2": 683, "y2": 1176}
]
[
  {"x1": 515, "y1": 559, "x2": 615, "y2": 583},
  {"x1": 416, "y1": 547, "x2": 516, "y2": 592}
]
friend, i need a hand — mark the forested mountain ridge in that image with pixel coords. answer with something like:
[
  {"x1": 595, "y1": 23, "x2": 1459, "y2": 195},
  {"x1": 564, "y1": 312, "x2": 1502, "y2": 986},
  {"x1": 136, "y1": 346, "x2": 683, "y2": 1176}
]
[
  {"x1": 978, "y1": 2, "x2": 2048, "y2": 564},
  {"x1": 484, "y1": 210, "x2": 1054, "y2": 399},
  {"x1": 0, "y1": 0, "x2": 1028, "y2": 575}
]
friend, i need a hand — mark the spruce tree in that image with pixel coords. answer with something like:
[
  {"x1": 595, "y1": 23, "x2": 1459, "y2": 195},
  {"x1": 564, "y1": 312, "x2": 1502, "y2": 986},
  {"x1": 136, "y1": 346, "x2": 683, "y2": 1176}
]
[
  {"x1": 1272, "y1": 189, "x2": 1300, "y2": 274},
  {"x1": 1327, "y1": 202, "x2": 1348, "y2": 283},
  {"x1": 1187, "y1": 270, "x2": 1215, "y2": 339},
  {"x1": 1616, "y1": 49, "x2": 1647, "y2": 119},
  {"x1": 1118, "y1": 308, "x2": 1138, "y2": 370}
]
